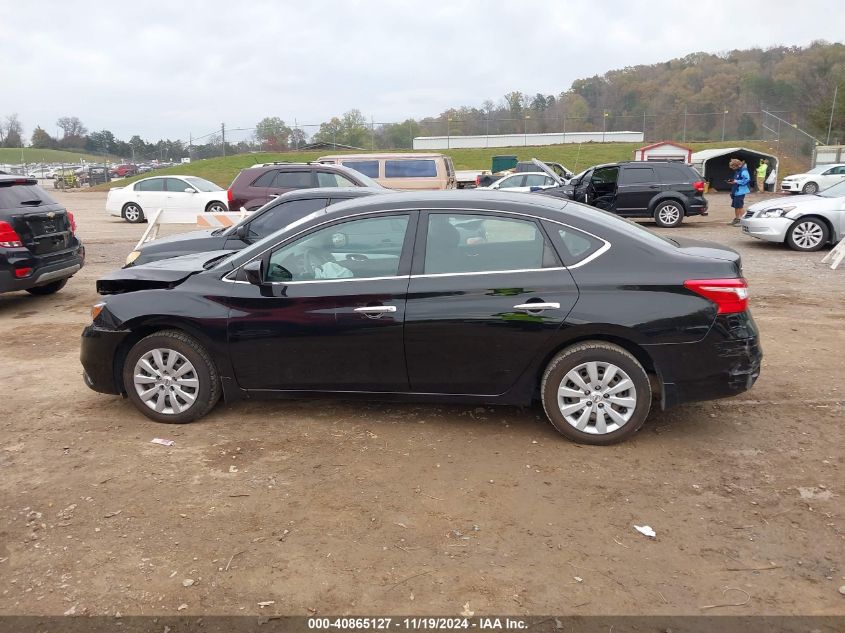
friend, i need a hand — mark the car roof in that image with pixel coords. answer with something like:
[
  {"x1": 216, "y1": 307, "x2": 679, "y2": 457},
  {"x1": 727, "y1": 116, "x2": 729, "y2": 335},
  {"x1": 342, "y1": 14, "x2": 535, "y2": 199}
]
[{"x1": 274, "y1": 186, "x2": 387, "y2": 200}]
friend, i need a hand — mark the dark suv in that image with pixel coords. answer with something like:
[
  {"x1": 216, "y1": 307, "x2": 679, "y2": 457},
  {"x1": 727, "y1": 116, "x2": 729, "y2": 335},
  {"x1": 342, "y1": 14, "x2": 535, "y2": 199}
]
[
  {"x1": 0, "y1": 176, "x2": 85, "y2": 295},
  {"x1": 543, "y1": 161, "x2": 707, "y2": 228},
  {"x1": 227, "y1": 162, "x2": 384, "y2": 212}
]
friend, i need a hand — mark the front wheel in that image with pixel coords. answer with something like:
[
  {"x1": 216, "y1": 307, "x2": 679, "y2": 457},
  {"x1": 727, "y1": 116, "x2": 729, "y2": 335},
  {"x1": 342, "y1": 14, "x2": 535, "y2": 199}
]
[
  {"x1": 25, "y1": 278, "x2": 68, "y2": 295},
  {"x1": 802, "y1": 181, "x2": 819, "y2": 195},
  {"x1": 786, "y1": 218, "x2": 828, "y2": 251},
  {"x1": 541, "y1": 341, "x2": 652, "y2": 445},
  {"x1": 205, "y1": 201, "x2": 227, "y2": 214},
  {"x1": 122, "y1": 203, "x2": 145, "y2": 224},
  {"x1": 123, "y1": 330, "x2": 221, "y2": 424},
  {"x1": 653, "y1": 201, "x2": 684, "y2": 228}
]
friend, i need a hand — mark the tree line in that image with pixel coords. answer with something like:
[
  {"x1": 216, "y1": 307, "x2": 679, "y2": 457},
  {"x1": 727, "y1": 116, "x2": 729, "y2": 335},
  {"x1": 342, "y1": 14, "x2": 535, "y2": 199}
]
[{"x1": 4, "y1": 41, "x2": 844, "y2": 160}]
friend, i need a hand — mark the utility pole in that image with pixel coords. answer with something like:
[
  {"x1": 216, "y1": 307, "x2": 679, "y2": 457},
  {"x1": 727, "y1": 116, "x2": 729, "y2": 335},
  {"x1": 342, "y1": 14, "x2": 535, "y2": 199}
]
[
  {"x1": 524, "y1": 114, "x2": 530, "y2": 146},
  {"x1": 447, "y1": 118, "x2": 451, "y2": 149},
  {"x1": 221, "y1": 122, "x2": 226, "y2": 157},
  {"x1": 294, "y1": 118, "x2": 299, "y2": 151},
  {"x1": 826, "y1": 85, "x2": 838, "y2": 145},
  {"x1": 371, "y1": 116, "x2": 375, "y2": 150},
  {"x1": 721, "y1": 107, "x2": 728, "y2": 142},
  {"x1": 682, "y1": 105, "x2": 688, "y2": 143},
  {"x1": 642, "y1": 110, "x2": 647, "y2": 142},
  {"x1": 602, "y1": 111, "x2": 608, "y2": 143},
  {"x1": 189, "y1": 133, "x2": 193, "y2": 161}
]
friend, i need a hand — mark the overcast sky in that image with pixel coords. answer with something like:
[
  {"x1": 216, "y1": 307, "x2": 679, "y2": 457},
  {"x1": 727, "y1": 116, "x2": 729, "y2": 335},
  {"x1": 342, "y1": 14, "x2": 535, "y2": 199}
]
[{"x1": 1, "y1": 0, "x2": 843, "y2": 142}]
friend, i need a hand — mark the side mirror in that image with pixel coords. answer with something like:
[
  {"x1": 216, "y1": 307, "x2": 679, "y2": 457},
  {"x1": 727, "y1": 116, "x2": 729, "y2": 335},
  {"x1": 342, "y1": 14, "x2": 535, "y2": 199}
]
[
  {"x1": 570, "y1": 178, "x2": 580, "y2": 186},
  {"x1": 244, "y1": 260, "x2": 264, "y2": 286},
  {"x1": 184, "y1": 188, "x2": 196, "y2": 193}
]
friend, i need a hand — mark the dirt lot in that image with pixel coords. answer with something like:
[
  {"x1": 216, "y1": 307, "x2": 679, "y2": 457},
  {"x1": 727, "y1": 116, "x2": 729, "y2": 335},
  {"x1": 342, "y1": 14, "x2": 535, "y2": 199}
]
[{"x1": 0, "y1": 190, "x2": 842, "y2": 617}]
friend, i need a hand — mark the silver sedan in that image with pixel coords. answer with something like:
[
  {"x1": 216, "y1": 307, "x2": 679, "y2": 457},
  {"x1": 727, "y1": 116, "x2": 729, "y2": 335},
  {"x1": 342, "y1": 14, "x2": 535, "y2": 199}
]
[{"x1": 740, "y1": 180, "x2": 845, "y2": 251}]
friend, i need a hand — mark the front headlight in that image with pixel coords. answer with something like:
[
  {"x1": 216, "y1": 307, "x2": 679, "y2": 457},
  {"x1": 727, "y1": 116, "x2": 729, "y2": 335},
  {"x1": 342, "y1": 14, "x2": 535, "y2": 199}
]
[
  {"x1": 125, "y1": 250, "x2": 141, "y2": 265},
  {"x1": 758, "y1": 206, "x2": 796, "y2": 218}
]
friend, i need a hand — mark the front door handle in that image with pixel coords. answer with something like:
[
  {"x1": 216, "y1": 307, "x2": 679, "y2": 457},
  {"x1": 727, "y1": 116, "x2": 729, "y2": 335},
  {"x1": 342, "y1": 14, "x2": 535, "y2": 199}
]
[
  {"x1": 354, "y1": 305, "x2": 397, "y2": 318},
  {"x1": 513, "y1": 302, "x2": 561, "y2": 312}
]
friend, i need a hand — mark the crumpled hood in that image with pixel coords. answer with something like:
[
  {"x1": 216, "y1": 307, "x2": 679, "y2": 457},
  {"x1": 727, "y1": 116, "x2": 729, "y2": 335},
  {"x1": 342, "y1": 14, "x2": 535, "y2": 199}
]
[
  {"x1": 139, "y1": 228, "x2": 220, "y2": 247},
  {"x1": 97, "y1": 250, "x2": 233, "y2": 294}
]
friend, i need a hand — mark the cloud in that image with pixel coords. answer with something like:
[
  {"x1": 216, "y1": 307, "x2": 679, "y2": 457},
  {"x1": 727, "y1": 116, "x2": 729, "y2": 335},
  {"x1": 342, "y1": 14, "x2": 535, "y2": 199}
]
[{"x1": 0, "y1": 0, "x2": 842, "y2": 141}]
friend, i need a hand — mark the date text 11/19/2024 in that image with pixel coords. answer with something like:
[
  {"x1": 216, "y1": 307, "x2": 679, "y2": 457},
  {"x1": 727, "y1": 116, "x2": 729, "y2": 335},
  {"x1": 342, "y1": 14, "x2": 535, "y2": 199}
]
[{"x1": 307, "y1": 617, "x2": 528, "y2": 630}]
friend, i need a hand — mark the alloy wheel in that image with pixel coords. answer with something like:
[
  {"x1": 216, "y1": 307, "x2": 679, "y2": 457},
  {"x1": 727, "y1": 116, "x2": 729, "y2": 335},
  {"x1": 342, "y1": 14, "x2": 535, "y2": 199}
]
[
  {"x1": 658, "y1": 204, "x2": 681, "y2": 225},
  {"x1": 556, "y1": 361, "x2": 637, "y2": 435},
  {"x1": 124, "y1": 205, "x2": 141, "y2": 222},
  {"x1": 792, "y1": 221, "x2": 824, "y2": 250},
  {"x1": 207, "y1": 203, "x2": 226, "y2": 213},
  {"x1": 133, "y1": 348, "x2": 199, "y2": 415}
]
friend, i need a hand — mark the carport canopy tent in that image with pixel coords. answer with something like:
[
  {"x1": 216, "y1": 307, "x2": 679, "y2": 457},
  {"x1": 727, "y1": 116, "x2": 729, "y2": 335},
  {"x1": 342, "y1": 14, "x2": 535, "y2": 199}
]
[{"x1": 691, "y1": 147, "x2": 777, "y2": 192}]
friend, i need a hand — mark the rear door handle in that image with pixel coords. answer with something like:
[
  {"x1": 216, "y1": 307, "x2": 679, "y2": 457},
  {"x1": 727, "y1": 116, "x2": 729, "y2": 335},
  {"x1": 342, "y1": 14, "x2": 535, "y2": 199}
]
[
  {"x1": 513, "y1": 302, "x2": 561, "y2": 312},
  {"x1": 354, "y1": 305, "x2": 397, "y2": 317}
]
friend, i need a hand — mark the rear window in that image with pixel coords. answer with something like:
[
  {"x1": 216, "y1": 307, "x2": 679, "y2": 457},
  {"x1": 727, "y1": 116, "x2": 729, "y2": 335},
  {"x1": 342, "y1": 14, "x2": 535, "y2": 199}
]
[
  {"x1": 0, "y1": 181, "x2": 56, "y2": 209},
  {"x1": 385, "y1": 160, "x2": 437, "y2": 178},
  {"x1": 341, "y1": 160, "x2": 379, "y2": 178},
  {"x1": 136, "y1": 178, "x2": 165, "y2": 192}
]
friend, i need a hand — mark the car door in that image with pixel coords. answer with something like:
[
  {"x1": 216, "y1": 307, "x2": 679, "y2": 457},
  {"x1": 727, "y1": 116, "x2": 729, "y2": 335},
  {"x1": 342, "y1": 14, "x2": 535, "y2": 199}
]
[
  {"x1": 588, "y1": 166, "x2": 620, "y2": 210},
  {"x1": 403, "y1": 211, "x2": 579, "y2": 395},
  {"x1": 164, "y1": 177, "x2": 196, "y2": 214},
  {"x1": 266, "y1": 170, "x2": 315, "y2": 200},
  {"x1": 225, "y1": 212, "x2": 416, "y2": 391},
  {"x1": 571, "y1": 168, "x2": 594, "y2": 202},
  {"x1": 133, "y1": 177, "x2": 167, "y2": 214},
  {"x1": 616, "y1": 166, "x2": 658, "y2": 213}
]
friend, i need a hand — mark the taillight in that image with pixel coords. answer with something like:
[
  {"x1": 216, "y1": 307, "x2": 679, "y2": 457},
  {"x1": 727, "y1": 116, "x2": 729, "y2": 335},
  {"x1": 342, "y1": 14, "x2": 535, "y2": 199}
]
[
  {"x1": 693, "y1": 180, "x2": 705, "y2": 193},
  {"x1": 475, "y1": 176, "x2": 481, "y2": 186},
  {"x1": 227, "y1": 188, "x2": 234, "y2": 202},
  {"x1": 684, "y1": 278, "x2": 749, "y2": 314},
  {"x1": 67, "y1": 212, "x2": 77, "y2": 233},
  {"x1": 15, "y1": 267, "x2": 33, "y2": 278},
  {"x1": 0, "y1": 221, "x2": 23, "y2": 248}
]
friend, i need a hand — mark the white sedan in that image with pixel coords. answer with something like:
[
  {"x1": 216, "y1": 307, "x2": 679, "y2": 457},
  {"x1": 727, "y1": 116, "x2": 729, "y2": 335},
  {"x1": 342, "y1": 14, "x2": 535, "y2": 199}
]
[
  {"x1": 781, "y1": 163, "x2": 845, "y2": 195},
  {"x1": 479, "y1": 171, "x2": 559, "y2": 192},
  {"x1": 106, "y1": 175, "x2": 228, "y2": 223},
  {"x1": 741, "y1": 179, "x2": 845, "y2": 251}
]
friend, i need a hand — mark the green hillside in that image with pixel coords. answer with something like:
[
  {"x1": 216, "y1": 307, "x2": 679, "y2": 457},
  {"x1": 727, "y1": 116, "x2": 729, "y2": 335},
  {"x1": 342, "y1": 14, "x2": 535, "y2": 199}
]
[
  {"x1": 90, "y1": 140, "x2": 803, "y2": 192},
  {"x1": 0, "y1": 147, "x2": 115, "y2": 165}
]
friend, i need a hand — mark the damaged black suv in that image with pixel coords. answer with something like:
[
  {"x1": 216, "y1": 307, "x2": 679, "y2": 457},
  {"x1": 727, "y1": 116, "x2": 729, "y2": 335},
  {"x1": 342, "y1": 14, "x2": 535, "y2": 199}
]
[{"x1": 0, "y1": 175, "x2": 85, "y2": 296}]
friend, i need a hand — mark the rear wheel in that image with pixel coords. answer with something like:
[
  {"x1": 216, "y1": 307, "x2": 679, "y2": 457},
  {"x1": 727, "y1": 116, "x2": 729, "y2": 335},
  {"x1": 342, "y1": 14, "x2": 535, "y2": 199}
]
[
  {"x1": 802, "y1": 181, "x2": 819, "y2": 195},
  {"x1": 786, "y1": 217, "x2": 828, "y2": 251},
  {"x1": 123, "y1": 330, "x2": 220, "y2": 424},
  {"x1": 122, "y1": 203, "x2": 145, "y2": 223},
  {"x1": 25, "y1": 279, "x2": 68, "y2": 295},
  {"x1": 653, "y1": 201, "x2": 684, "y2": 228},
  {"x1": 541, "y1": 342, "x2": 651, "y2": 445},
  {"x1": 205, "y1": 201, "x2": 227, "y2": 214}
]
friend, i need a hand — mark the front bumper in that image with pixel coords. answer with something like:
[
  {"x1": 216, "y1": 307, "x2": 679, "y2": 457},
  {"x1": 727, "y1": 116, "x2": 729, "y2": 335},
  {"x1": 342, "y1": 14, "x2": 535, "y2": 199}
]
[
  {"x1": 739, "y1": 217, "x2": 791, "y2": 243},
  {"x1": 646, "y1": 312, "x2": 762, "y2": 409},
  {"x1": 80, "y1": 325, "x2": 131, "y2": 395},
  {"x1": 780, "y1": 181, "x2": 801, "y2": 193}
]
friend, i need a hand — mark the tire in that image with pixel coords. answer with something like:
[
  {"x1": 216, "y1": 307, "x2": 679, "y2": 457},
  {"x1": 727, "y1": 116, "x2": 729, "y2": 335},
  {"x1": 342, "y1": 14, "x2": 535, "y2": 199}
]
[
  {"x1": 653, "y1": 201, "x2": 684, "y2": 228},
  {"x1": 541, "y1": 341, "x2": 652, "y2": 445},
  {"x1": 122, "y1": 330, "x2": 221, "y2": 424},
  {"x1": 122, "y1": 203, "x2": 145, "y2": 224},
  {"x1": 786, "y1": 217, "x2": 829, "y2": 252},
  {"x1": 802, "y1": 181, "x2": 819, "y2": 195},
  {"x1": 25, "y1": 278, "x2": 68, "y2": 295},
  {"x1": 205, "y1": 201, "x2": 227, "y2": 214}
]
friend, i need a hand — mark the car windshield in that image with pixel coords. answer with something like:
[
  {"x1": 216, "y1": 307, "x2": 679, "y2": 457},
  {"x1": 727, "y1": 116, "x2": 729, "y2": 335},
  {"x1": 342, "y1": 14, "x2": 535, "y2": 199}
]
[
  {"x1": 338, "y1": 168, "x2": 382, "y2": 189},
  {"x1": 817, "y1": 179, "x2": 845, "y2": 197},
  {"x1": 184, "y1": 177, "x2": 222, "y2": 192}
]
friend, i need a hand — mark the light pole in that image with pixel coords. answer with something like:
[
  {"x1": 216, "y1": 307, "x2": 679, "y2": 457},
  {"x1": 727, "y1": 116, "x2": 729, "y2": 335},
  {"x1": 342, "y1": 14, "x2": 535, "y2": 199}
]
[
  {"x1": 447, "y1": 118, "x2": 451, "y2": 149},
  {"x1": 826, "y1": 85, "x2": 838, "y2": 145},
  {"x1": 682, "y1": 105, "x2": 688, "y2": 143},
  {"x1": 602, "y1": 111, "x2": 608, "y2": 143},
  {"x1": 524, "y1": 114, "x2": 530, "y2": 146},
  {"x1": 722, "y1": 108, "x2": 728, "y2": 142}
]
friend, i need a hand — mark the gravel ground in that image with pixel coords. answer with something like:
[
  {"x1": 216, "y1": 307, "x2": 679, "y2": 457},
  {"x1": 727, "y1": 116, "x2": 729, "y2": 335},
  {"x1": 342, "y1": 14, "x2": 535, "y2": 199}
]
[{"x1": 0, "y1": 189, "x2": 843, "y2": 617}]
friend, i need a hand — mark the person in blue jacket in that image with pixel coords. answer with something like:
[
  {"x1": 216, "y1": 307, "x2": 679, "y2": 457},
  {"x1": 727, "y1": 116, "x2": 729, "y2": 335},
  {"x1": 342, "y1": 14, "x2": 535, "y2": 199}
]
[{"x1": 728, "y1": 158, "x2": 750, "y2": 225}]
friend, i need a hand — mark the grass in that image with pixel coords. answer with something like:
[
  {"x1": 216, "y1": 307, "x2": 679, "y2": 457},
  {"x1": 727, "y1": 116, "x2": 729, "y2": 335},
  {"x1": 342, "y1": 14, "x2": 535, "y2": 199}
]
[
  {"x1": 0, "y1": 147, "x2": 117, "y2": 165},
  {"x1": 89, "y1": 140, "x2": 808, "y2": 192}
]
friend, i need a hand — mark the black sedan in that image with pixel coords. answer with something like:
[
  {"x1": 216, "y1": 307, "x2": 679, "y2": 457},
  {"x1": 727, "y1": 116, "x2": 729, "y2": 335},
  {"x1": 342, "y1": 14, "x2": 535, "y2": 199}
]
[
  {"x1": 81, "y1": 191, "x2": 762, "y2": 445},
  {"x1": 125, "y1": 187, "x2": 386, "y2": 267}
]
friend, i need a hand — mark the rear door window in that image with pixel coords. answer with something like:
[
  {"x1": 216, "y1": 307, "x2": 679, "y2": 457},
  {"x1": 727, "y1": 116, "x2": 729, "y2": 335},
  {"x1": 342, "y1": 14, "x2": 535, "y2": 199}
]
[
  {"x1": 341, "y1": 160, "x2": 379, "y2": 178},
  {"x1": 619, "y1": 167, "x2": 655, "y2": 184},
  {"x1": 251, "y1": 171, "x2": 277, "y2": 187},
  {"x1": 523, "y1": 174, "x2": 549, "y2": 187},
  {"x1": 385, "y1": 160, "x2": 437, "y2": 178},
  {"x1": 0, "y1": 182, "x2": 56, "y2": 209},
  {"x1": 166, "y1": 178, "x2": 191, "y2": 192},
  {"x1": 135, "y1": 178, "x2": 166, "y2": 192},
  {"x1": 272, "y1": 171, "x2": 314, "y2": 189},
  {"x1": 422, "y1": 213, "x2": 558, "y2": 275}
]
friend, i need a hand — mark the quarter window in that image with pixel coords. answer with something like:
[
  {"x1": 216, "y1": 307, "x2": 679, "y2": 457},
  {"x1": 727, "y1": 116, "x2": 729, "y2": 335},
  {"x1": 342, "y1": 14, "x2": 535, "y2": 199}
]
[
  {"x1": 316, "y1": 172, "x2": 356, "y2": 187},
  {"x1": 423, "y1": 213, "x2": 556, "y2": 275},
  {"x1": 135, "y1": 178, "x2": 165, "y2": 192},
  {"x1": 619, "y1": 167, "x2": 655, "y2": 184},
  {"x1": 385, "y1": 160, "x2": 437, "y2": 178},
  {"x1": 251, "y1": 171, "x2": 277, "y2": 187},
  {"x1": 266, "y1": 215, "x2": 409, "y2": 282},
  {"x1": 341, "y1": 160, "x2": 379, "y2": 178},
  {"x1": 544, "y1": 222, "x2": 607, "y2": 266}
]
